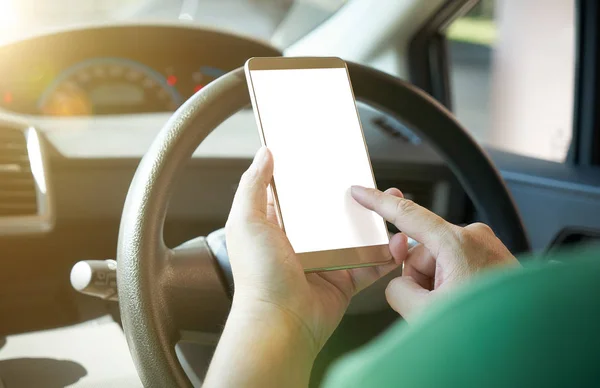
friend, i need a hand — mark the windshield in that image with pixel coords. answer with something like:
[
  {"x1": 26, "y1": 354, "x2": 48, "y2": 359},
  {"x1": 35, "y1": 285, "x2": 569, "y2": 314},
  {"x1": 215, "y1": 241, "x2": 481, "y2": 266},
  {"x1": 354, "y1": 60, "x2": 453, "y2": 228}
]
[{"x1": 0, "y1": 0, "x2": 347, "y2": 47}]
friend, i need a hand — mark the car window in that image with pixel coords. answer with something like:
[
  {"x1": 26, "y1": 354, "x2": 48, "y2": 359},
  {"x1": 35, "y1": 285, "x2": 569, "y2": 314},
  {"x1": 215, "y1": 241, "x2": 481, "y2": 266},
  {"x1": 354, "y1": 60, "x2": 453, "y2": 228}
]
[{"x1": 447, "y1": 0, "x2": 575, "y2": 162}]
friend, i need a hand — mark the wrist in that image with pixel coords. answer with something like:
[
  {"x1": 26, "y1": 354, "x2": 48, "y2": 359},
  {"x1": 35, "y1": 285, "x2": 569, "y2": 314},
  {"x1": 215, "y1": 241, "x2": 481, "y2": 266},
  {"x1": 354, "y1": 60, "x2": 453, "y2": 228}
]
[
  {"x1": 229, "y1": 296, "x2": 320, "y2": 360},
  {"x1": 204, "y1": 298, "x2": 316, "y2": 388}
]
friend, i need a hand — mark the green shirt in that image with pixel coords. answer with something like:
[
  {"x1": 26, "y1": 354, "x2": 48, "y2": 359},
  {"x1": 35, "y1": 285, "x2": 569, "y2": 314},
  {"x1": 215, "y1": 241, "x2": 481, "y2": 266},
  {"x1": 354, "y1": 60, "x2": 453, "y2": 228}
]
[{"x1": 322, "y1": 250, "x2": 600, "y2": 387}]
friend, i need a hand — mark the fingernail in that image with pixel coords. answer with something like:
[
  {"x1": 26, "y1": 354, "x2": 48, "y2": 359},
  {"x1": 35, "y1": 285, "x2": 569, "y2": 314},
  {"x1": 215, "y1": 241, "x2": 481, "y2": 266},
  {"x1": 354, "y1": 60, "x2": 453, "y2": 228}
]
[{"x1": 351, "y1": 185, "x2": 365, "y2": 195}]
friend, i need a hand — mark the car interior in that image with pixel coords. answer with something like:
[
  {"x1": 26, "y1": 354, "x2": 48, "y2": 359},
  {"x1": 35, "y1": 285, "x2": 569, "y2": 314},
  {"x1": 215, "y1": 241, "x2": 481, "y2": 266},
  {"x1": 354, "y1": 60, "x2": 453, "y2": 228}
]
[{"x1": 0, "y1": 0, "x2": 597, "y2": 386}]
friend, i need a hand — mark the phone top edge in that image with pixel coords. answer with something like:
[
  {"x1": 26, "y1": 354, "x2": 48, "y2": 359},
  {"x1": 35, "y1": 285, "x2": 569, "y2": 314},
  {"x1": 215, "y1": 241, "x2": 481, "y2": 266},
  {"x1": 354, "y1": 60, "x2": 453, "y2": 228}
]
[
  {"x1": 245, "y1": 56, "x2": 346, "y2": 71},
  {"x1": 244, "y1": 58, "x2": 253, "y2": 72}
]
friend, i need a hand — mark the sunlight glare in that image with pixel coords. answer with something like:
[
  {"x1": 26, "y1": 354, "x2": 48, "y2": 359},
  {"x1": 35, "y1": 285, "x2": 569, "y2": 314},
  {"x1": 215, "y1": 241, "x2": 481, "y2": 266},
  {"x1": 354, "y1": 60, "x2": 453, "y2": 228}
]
[
  {"x1": 0, "y1": 0, "x2": 18, "y2": 28},
  {"x1": 27, "y1": 128, "x2": 47, "y2": 194}
]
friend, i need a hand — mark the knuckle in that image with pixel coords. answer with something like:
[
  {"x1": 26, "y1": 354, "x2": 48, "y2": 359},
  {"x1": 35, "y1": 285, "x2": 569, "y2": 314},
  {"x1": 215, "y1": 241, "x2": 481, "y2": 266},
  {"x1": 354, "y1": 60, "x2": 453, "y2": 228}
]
[
  {"x1": 453, "y1": 223, "x2": 515, "y2": 271},
  {"x1": 453, "y1": 227, "x2": 478, "y2": 254},
  {"x1": 394, "y1": 198, "x2": 415, "y2": 218},
  {"x1": 374, "y1": 189, "x2": 386, "y2": 207},
  {"x1": 467, "y1": 222, "x2": 494, "y2": 235},
  {"x1": 456, "y1": 226, "x2": 475, "y2": 243}
]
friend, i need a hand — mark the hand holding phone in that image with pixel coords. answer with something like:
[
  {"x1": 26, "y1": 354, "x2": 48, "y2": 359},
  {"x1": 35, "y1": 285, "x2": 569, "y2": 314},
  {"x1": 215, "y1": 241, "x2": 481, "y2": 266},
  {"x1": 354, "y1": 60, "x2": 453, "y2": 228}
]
[
  {"x1": 245, "y1": 57, "x2": 390, "y2": 271},
  {"x1": 215, "y1": 146, "x2": 408, "y2": 387}
]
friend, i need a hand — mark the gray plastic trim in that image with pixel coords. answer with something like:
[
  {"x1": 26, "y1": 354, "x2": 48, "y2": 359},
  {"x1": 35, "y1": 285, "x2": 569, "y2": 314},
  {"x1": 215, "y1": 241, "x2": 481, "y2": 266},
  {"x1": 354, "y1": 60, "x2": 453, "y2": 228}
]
[{"x1": 0, "y1": 118, "x2": 54, "y2": 235}]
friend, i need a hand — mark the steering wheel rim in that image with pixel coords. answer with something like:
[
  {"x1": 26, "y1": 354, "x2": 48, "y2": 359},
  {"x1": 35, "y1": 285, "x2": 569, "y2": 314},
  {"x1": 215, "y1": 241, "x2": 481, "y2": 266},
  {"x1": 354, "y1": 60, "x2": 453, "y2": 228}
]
[{"x1": 117, "y1": 62, "x2": 530, "y2": 387}]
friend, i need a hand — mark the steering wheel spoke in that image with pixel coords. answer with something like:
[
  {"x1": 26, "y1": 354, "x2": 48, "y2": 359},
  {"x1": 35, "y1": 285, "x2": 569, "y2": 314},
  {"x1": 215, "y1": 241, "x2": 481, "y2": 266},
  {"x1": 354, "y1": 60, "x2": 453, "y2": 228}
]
[{"x1": 164, "y1": 237, "x2": 231, "y2": 333}]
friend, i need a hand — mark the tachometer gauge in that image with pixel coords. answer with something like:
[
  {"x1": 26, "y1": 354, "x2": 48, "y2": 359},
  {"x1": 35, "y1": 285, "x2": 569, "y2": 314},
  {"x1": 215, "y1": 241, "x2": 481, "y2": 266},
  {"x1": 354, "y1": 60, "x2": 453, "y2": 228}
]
[{"x1": 38, "y1": 58, "x2": 183, "y2": 116}]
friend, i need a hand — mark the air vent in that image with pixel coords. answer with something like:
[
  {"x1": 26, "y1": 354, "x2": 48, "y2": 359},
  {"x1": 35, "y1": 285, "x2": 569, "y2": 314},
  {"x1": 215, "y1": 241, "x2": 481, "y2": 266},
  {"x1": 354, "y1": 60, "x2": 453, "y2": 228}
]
[
  {"x1": 0, "y1": 123, "x2": 52, "y2": 234},
  {"x1": 0, "y1": 128, "x2": 37, "y2": 216}
]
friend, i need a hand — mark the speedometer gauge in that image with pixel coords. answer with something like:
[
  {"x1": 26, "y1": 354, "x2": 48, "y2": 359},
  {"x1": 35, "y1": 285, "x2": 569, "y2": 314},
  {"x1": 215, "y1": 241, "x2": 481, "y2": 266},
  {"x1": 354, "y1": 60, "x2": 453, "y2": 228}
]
[{"x1": 38, "y1": 58, "x2": 183, "y2": 116}]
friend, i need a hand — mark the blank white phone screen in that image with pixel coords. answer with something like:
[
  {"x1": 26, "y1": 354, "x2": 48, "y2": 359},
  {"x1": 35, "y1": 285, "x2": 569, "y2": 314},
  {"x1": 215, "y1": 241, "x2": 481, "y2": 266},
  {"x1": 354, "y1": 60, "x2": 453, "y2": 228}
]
[{"x1": 250, "y1": 67, "x2": 389, "y2": 254}]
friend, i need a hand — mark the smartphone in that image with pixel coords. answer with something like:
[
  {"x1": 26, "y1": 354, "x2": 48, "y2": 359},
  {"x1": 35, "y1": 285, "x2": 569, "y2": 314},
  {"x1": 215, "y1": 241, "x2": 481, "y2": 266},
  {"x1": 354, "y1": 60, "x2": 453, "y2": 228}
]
[{"x1": 245, "y1": 56, "x2": 390, "y2": 271}]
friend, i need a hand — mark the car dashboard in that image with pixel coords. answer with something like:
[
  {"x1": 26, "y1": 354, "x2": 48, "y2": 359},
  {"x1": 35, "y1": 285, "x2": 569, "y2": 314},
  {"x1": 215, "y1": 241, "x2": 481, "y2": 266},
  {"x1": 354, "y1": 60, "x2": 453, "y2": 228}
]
[
  {"x1": 0, "y1": 23, "x2": 467, "y2": 334},
  {"x1": 0, "y1": 24, "x2": 278, "y2": 116}
]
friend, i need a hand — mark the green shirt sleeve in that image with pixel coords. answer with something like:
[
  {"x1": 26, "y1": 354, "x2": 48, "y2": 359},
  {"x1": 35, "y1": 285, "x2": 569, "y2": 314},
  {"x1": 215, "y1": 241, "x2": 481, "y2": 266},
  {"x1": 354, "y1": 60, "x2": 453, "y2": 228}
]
[{"x1": 322, "y1": 251, "x2": 600, "y2": 388}]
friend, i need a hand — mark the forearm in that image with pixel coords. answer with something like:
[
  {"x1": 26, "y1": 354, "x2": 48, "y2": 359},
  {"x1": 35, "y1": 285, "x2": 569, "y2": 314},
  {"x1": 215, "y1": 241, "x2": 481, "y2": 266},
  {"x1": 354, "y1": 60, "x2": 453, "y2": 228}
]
[{"x1": 203, "y1": 300, "x2": 317, "y2": 388}]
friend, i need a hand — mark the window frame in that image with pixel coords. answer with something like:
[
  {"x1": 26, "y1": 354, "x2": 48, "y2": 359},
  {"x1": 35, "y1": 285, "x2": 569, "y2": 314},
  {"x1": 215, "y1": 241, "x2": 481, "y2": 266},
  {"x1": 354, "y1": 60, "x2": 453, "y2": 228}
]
[
  {"x1": 408, "y1": 0, "x2": 477, "y2": 111},
  {"x1": 409, "y1": 0, "x2": 594, "y2": 166},
  {"x1": 570, "y1": 0, "x2": 600, "y2": 165}
]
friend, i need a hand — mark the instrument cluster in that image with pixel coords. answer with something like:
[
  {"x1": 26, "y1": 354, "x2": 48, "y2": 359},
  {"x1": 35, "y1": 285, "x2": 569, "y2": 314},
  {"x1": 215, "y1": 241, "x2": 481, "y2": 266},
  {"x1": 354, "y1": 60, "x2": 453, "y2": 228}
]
[{"x1": 0, "y1": 25, "x2": 281, "y2": 116}]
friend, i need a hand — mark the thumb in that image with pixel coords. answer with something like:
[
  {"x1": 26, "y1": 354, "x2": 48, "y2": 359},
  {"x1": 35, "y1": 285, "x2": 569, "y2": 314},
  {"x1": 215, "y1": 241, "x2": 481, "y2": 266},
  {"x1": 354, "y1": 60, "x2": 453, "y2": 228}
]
[
  {"x1": 230, "y1": 147, "x2": 274, "y2": 222},
  {"x1": 385, "y1": 276, "x2": 430, "y2": 321}
]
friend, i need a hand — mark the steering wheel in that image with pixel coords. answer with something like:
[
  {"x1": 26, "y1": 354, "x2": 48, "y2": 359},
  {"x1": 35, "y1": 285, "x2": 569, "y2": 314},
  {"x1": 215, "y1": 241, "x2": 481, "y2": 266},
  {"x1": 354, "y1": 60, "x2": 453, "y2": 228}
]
[{"x1": 117, "y1": 61, "x2": 530, "y2": 387}]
